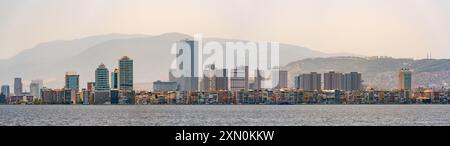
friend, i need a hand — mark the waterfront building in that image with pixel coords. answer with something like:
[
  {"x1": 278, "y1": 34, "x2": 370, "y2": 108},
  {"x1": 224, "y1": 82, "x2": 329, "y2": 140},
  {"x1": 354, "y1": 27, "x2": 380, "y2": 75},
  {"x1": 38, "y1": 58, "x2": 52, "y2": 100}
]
[
  {"x1": 29, "y1": 82, "x2": 40, "y2": 98},
  {"x1": 64, "y1": 89, "x2": 76, "y2": 104},
  {"x1": 94, "y1": 63, "x2": 111, "y2": 104},
  {"x1": 324, "y1": 71, "x2": 344, "y2": 90},
  {"x1": 1, "y1": 85, "x2": 10, "y2": 98},
  {"x1": 0, "y1": 94, "x2": 5, "y2": 104},
  {"x1": 343, "y1": 72, "x2": 363, "y2": 91},
  {"x1": 230, "y1": 66, "x2": 248, "y2": 91},
  {"x1": 253, "y1": 69, "x2": 263, "y2": 90},
  {"x1": 41, "y1": 88, "x2": 66, "y2": 104},
  {"x1": 294, "y1": 75, "x2": 301, "y2": 89},
  {"x1": 200, "y1": 64, "x2": 216, "y2": 92},
  {"x1": 153, "y1": 80, "x2": 178, "y2": 92},
  {"x1": 87, "y1": 82, "x2": 95, "y2": 92},
  {"x1": 175, "y1": 40, "x2": 199, "y2": 91},
  {"x1": 94, "y1": 90, "x2": 111, "y2": 104},
  {"x1": 81, "y1": 89, "x2": 90, "y2": 105},
  {"x1": 111, "y1": 68, "x2": 118, "y2": 89},
  {"x1": 110, "y1": 89, "x2": 119, "y2": 104},
  {"x1": 95, "y1": 64, "x2": 110, "y2": 91},
  {"x1": 215, "y1": 69, "x2": 228, "y2": 91},
  {"x1": 297, "y1": 72, "x2": 322, "y2": 91},
  {"x1": 399, "y1": 68, "x2": 412, "y2": 91},
  {"x1": 65, "y1": 72, "x2": 80, "y2": 92},
  {"x1": 119, "y1": 56, "x2": 133, "y2": 91},
  {"x1": 273, "y1": 70, "x2": 288, "y2": 89},
  {"x1": 14, "y1": 77, "x2": 22, "y2": 96}
]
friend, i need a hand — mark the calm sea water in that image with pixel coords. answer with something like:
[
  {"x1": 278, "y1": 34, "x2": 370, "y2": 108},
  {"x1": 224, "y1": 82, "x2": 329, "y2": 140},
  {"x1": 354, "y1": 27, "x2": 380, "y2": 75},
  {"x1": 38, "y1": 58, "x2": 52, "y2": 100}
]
[{"x1": 0, "y1": 105, "x2": 449, "y2": 126}]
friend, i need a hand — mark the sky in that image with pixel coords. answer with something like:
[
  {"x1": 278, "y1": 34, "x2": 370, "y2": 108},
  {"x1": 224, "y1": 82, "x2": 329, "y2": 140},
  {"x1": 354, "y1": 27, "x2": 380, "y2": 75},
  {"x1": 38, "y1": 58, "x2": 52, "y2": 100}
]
[{"x1": 0, "y1": 0, "x2": 449, "y2": 59}]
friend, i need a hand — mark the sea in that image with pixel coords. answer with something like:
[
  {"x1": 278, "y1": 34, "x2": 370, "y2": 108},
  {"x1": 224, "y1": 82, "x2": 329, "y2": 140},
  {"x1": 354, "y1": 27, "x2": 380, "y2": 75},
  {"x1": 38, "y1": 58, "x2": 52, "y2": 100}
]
[{"x1": 0, "y1": 105, "x2": 449, "y2": 126}]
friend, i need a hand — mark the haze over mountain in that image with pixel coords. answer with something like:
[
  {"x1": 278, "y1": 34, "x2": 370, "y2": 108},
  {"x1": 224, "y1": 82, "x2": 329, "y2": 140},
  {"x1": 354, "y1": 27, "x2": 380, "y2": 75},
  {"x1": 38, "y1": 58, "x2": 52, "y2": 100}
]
[
  {"x1": 284, "y1": 56, "x2": 450, "y2": 90},
  {"x1": 0, "y1": 33, "x2": 353, "y2": 90}
]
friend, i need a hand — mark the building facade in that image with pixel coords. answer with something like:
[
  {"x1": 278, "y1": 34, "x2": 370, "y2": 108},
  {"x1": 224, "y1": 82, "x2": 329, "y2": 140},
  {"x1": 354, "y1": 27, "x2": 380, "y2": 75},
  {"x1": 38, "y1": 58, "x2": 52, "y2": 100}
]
[
  {"x1": 175, "y1": 40, "x2": 199, "y2": 91},
  {"x1": 14, "y1": 78, "x2": 22, "y2": 96},
  {"x1": 153, "y1": 80, "x2": 178, "y2": 92},
  {"x1": 119, "y1": 56, "x2": 133, "y2": 91},
  {"x1": 399, "y1": 68, "x2": 412, "y2": 91},
  {"x1": 65, "y1": 72, "x2": 80, "y2": 91},
  {"x1": 1, "y1": 85, "x2": 10, "y2": 98}
]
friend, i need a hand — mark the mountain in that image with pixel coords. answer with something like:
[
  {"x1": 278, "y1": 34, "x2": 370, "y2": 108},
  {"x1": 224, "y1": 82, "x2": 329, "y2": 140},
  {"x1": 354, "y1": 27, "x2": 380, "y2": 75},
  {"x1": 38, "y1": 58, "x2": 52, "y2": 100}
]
[
  {"x1": 0, "y1": 32, "x2": 346, "y2": 90},
  {"x1": 284, "y1": 56, "x2": 450, "y2": 89}
]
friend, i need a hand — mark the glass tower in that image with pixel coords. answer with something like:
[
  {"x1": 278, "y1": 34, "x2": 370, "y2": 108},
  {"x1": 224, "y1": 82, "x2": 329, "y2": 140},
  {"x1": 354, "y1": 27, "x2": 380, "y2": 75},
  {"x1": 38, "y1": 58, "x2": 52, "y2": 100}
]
[
  {"x1": 65, "y1": 72, "x2": 80, "y2": 91},
  {"x1": 95, "y1": 63, "x2": 110, "y2": 91},
  {"x1": 119, "y1": 56, "x2": 133, "y2": 91}
]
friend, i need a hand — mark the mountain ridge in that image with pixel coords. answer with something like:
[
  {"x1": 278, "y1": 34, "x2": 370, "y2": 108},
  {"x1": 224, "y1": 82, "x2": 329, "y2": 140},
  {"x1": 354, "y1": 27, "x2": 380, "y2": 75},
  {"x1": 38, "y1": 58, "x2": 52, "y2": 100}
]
[{"x1": 0, "y1": 32, "x2": 342, "y2": 90}]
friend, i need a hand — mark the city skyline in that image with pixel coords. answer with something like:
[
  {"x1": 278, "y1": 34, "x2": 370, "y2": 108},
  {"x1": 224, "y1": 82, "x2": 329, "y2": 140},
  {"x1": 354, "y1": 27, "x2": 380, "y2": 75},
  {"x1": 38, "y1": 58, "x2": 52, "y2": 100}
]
[{"x1": 1, "y1": 0, "x2": 450, "y2": 59}]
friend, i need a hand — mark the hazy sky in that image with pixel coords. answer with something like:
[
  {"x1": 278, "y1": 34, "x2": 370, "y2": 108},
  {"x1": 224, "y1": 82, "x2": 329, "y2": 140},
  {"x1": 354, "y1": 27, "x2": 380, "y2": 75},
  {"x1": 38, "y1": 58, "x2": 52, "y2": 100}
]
[{"x1": 0, "y1": 0, "x2": 449, "y2": 59}]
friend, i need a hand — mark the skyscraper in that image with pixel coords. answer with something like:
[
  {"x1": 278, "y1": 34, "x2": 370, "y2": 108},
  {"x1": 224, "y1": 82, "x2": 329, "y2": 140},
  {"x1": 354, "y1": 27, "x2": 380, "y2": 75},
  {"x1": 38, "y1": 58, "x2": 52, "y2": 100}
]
[
  {"x1": 30, "y1": 82, "x2": 40, "y2": 98},
  {"x1": 95, "y1": 63, "x2": 111, "y2": 104},
  {"x1": 230, "y1": 66, "x2": 248, "y2": 91},
  {"x1": 215, "y1": 69, "x2": 228, "y2": 91},
  {"x1": 399, "y1": 68, "x2": 412, "y2": 91},
  {"x1": 254, "y1": 69, "x2": 263, "y2": 90},
  {"x1": 65, "y1": 72, "x2": 80, "y2": 91},
  {"x1": 1, "y1": 85, "x2": 10, "y2": 98},
  {"x1": 201, "y1": 64, "x2": 216, "y2": 92},
  {"x1": 343, "y1": 72, "x2": 363, "y2": 91},
  {"x1": 95, "y1": 64, "x2": 110, "y2": 91},
  {"x1": 297, "y1": 72, "x2": 322, "y2": 91},
  {"x1": 118, "y1": 56, "x2": 133, "y2": 91},
  {"x1": 14, "y1": 78, "x2": 22, "y2": 96},
  {"x1": 176, "y1": 40, "x2": 199, "y2": 91},
  {"x1": 29, "y1": 80, "x2": 43, "y2": 98},
  {"x1": 111, "y1": 68, "x2": 118, "y2": 89},
  {"x1": 324, "y1": 71, "x2": 344, "y2": 90},
  {"x1": 294, "y1": 75, "x2": 302, "y2": 89},
  {"x1": 273, "y1": 70, "x2": 288, "y2": 89}
]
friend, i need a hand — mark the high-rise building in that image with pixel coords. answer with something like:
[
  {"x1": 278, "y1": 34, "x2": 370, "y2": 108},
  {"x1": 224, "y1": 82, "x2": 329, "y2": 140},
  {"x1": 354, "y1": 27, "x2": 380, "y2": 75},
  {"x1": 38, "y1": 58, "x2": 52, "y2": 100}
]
[
  {"x1": 215, "y1": 69, "x2": 228, "y2": 91},
  {"x1": 110, "y1": 89, "x2": 119, "y2": 105},
  {"x1": 64, "y1": 89, "x2": 76, "y2": 104},
  {"x1": 273, "y1": 70, "x2": 288, "y2": 89},
  {"x1": 254, "y1": 69, "x2": 263, "y2": 90},
  {"x1": 1, "y1": 85, "x2": 10, "y2": 98},
  {"x1": 200, "y1": 64, "x2": 216, "y2": 91},
  {"x1": 399, "y1": 68, "x2": 412, "y2": 91},
  {"x1": 230, "y1": 66, "x2": 248, "y2": 91},
  {"x1": 118, "y1": 56, "x2": 133, "y2": 91},
  {"x1": 111, "y1": 68, "x2": 119, "y2": 89},
  {"x1": 176, "y1": 40, "x2": 199, "y2": 91},
  {"x1": 65, "y1": 72, "x2": 80, "y2": 91},
  {"x1": 81, "y1": 88, "x2": 90, "y2": 105},
  {"x1": 14, "y1": 78, "x2": 22, "y2": 96},
  {"x1": 87, "y1": 82, "x2": 95, "y2": 92},
  {"x1": 294, "y1": 75, "x2": 302, "y2": 89},
  {"x1": 324, "y1": 71, "x2": 344, "y2": 90},
  {"x1": 0, "y1": 94, "x2": 5, "y2": 104},
  {"x1": 343, "y1": 72, "x2": 363, "y2": 91},
  {"x1": 244, "y1": 66, "x2": 249, "y2": 91},
  {"x1": 29, "y1": 80, "x2": 43, "y2": 98},
  {"x1": 95, "y1": 64, "x2": 110, "y2": 91},
  {"x1": 296, "y1": 72, "x2": 322, "y2": 91},
  {"x1": 95, "y1": 63, "x2": 111, "y2": 105},
  {"x1": 30, "y1": 83, "x2": 40, "y2": 98},
  {"x1": 41, "y1": 88, "x2": 66, "y2": 104}
]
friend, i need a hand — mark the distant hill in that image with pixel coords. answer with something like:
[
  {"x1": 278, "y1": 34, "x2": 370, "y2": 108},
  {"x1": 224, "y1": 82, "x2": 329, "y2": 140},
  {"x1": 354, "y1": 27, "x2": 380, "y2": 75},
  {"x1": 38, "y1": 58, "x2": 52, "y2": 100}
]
[
  {"x1": 0, "y1": 33, "x2": 350, "y2": 90},
  {"x1": 284, "y1": 56, "x2": 450, "y2": 89}
]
